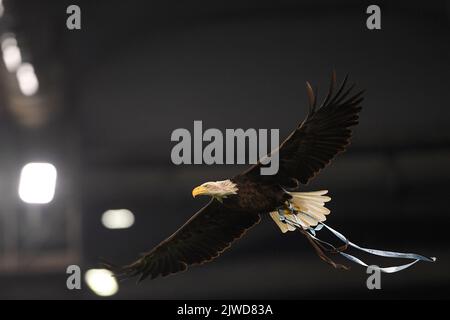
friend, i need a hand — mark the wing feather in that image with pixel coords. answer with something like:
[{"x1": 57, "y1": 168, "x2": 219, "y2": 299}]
[
  {"x1": 104, "y1": 199, "x2": 260, "y2": 281},
  {"x1": 243, "y1": 71, "x2": 363, "y2": 185}
]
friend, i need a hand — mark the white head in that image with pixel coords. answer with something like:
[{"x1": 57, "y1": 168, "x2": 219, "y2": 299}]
[{"x1": 192, "y1": 179, "x2": 238, "y2": 200}]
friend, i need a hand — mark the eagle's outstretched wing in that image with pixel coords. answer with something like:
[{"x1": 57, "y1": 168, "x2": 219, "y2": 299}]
[
  {"x1": 104, "y1": 199, "x2": 260, "y2": 282},
  {"x1": 243, "y1": 71, "x2": 364, "y2": 185},
  {"x1": 105, "y1": 72, "x2": 362, "y2": 281}
]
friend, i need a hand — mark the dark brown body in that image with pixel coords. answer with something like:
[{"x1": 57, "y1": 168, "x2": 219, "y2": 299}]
[{"x1": 225, "y1": 175, "x2": 291, "y2": 213}]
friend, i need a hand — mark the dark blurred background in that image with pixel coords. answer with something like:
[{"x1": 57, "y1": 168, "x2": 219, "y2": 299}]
[{"x1": 0, "y1": 0, "x2": 448, "y2": 299}]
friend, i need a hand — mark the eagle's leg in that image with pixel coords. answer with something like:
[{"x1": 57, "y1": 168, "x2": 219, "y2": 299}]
[
  {"x1": 277, "y1": 207, "x2": 287, "y2": 223},
  {"x1": 281, "y1": 200, "x2": 350, "y2": 270},
  {"x1": 286, "y1": 201, "x2": 296, "y2": 214},
  {"x1": 277, "y1": 200, "x2": 298, "y2": 224}
]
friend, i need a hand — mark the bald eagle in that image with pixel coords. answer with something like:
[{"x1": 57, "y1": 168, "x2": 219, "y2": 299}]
[{"x1": 106, "y1": 72, "x2": 364, "y2": 281}]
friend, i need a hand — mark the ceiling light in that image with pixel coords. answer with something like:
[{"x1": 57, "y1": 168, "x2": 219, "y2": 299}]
[
  {"x1": 101, "y1": 209, "x2": 135, "y2": 229},
  {"x1": 18, "y1": 163, "x2": 57, "y2": 204},
  {"x1": 16, "y1": 63, "x2": 39, "y2": 96},
  {"x1": 85, "y1": 269, "x2": 118, "y2": 297},
  {"x1": 2, "y1": 36, "x2": 22, "y2": 72}
]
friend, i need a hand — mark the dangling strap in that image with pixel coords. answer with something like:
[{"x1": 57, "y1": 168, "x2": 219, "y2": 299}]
[
  {"x1": 281, "y1": 216, "x2": 436, "y2": 273},
  {"x1": 320, "y1": 223, "x2": 436, "y2": 273}
]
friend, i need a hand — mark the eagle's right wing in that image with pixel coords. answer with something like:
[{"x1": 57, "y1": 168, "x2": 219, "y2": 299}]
[
  {"x1": 243, "y1": 71, "x2": 364, "y2": 186},
  {"x1": 104, "y1": 199, "x2": 260, "y2": 282}
]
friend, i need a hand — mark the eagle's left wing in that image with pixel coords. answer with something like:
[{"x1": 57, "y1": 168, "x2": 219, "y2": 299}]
[
  {"x1": 104, "y1": 199, "x2": 260, "y2": 282},
  {"x1": 242, "y1": 71, "x2": 363, "y2": 186}
]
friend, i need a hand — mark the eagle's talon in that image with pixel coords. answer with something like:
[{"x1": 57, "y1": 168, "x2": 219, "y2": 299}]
[{"x1": 286, "y1": 201, "x2": 296, "y2": 214}]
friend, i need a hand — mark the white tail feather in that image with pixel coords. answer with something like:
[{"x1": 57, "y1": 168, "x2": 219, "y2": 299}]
[{"x1": 270, "y1": 190, "x2": 332, "y2": 232}]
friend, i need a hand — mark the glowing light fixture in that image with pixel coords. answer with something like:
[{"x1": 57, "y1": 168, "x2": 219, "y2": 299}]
[
  {"x1": 0, "y1": 0, "x2": 4, "y2": 18},
  {"x1": 101, "y1": 209, "x2": 135, "y2": 229},
  {"x1": 1, "y1": 36, "x2": 22, "y2": 72},
  {"x1": 85, "y1": 269, "x2": 118, "y2": 297},
  {"x1": 18, "y1": 163, "x2": 57, "y2": 204},
  {"x1": 16, "y1": 63, "x2": 39, "y2": 96}
]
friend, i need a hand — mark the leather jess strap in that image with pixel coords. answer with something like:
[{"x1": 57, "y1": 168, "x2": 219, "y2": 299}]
[{"x1": 281, "y1": 216, "x2": 436, "y2": 273}]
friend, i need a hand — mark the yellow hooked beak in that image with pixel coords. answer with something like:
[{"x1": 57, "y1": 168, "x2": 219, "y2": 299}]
[{"x1": 192, "y1": 185, "x2": 209, "y2": 198}]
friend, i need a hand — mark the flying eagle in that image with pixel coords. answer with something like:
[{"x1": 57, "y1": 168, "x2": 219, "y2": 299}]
[{"x1": 105, "y1": 72, "x2": 364, "y2": 281}]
